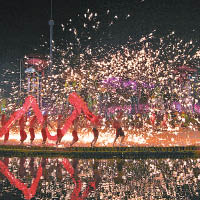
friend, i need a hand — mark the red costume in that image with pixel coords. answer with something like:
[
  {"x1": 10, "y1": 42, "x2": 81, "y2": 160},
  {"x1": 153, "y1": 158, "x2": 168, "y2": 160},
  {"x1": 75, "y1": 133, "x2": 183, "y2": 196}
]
[
  {"x1": 150, "y1": 112, "x2": 156, "y2": 126},
  {"x1": 41, "y1": 128, "x2": 47, "y2": 143},
  {"x1": 20, "y1": 129, "x2": 27, "y2": 142},
  {"x1": 57, "y1": 115, "x2": 63, "y2": 142},
  {"x1": 57, "y1": 129, "x2": 62, "y2": 140},
  {"x1": 72, "y1": 130, "x2": 78, "y2": 142},
  {"x1": 29, "y1": 116, "x2": 37, "y2": 142},
  {"x1": 162, "y1": 113, "x2": 168, "y2": 128},
  {"x1": 41, "y1": 115, "x2": 49, "y2": 143},
  {"x1": 1, "y1": 114, "x2": 9, "y2": 142},
  {"x1": 19, "y1": 116, "x2": 27, "y2": 143},
  {"x1": 29, "y1": 128, "x2": 35, "y2": 141}
]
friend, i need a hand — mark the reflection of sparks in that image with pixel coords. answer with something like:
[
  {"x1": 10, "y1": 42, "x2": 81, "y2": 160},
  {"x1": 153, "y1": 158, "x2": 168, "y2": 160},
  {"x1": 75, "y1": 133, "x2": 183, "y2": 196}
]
[{"x1": 1, "y1": 157, "x2": 200, "y2": 199}]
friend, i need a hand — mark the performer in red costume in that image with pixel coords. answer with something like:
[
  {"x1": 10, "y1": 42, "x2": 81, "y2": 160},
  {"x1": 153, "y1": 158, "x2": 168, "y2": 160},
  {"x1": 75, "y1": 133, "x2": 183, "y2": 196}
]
[
  {"x1": 19, "y1": 115, "x2": 27, "y2": 144},
  {"x1": 112, "y1": 111, "x2": 125, "y2": 147},
  {"x1": 91, "y1": 125, "x2": 99, "y2": 147},
  {"x1": 150, "y1": 111, "x2": 156, "y2": 130},
  {"x1": 29, "y1": 115, "x2": 37, "y2": 144},
  {"x1": 41, "y1": 113, "x2": 53, "y2": 145},
  {"x1": 1, "y1": 114, "x2": 10, "y2": 143},
  {"x1": 161, "y1": 112, "x2": 168, "y2": 129},
  {"x1": 90, "y1": 111, "x2": 101, "y2": 147},
  {"x1": 70, "y1": 116, "x2": 79, "y2": 147},
  {"x1": 56, "y1": 115, "x2": 63, "y2": 145}
]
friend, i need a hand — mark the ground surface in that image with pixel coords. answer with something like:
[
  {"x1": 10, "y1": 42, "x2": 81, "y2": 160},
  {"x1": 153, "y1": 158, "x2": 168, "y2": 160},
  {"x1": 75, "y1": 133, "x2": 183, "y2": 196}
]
[{"x1": 0, "y1": 127, "x2": 200, "y2": 148}]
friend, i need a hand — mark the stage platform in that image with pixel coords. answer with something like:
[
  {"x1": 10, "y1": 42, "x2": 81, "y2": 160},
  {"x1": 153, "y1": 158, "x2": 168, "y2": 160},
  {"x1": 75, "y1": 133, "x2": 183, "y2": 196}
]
[{"x1": 0, "y1": 145, "x2": 200, "y2": 159}]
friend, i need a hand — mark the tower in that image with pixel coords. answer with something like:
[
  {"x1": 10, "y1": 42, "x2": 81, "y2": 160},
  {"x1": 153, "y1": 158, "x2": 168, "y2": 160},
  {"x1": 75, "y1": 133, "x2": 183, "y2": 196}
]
[{"x1": 48, "y1": 0, "x2": 54, "y2": 74}]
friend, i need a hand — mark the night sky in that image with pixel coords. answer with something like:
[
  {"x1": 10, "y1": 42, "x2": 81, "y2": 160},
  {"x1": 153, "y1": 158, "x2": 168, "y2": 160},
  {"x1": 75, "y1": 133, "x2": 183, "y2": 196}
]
[{"x1": 0, "y1": 0, "x2": 200, "y2": 72}]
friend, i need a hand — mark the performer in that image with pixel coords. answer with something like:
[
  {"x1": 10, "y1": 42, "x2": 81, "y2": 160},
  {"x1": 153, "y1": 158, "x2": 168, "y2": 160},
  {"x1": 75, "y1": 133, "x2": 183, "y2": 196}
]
[
  {"x1": 133, "y1": 113, "x2": 143, "y2": 130},
  {"x1": 70, "y1": 117, "x2": 79, "y2": 147},
  {"x1": 112, "y1": 111, "x2": 125, "y2": 147},
  {"x1": 161, "y1": 111, "x2": 168, "y2": 129},
  {"x1": 29, "y1": 115, "x2": 37, "y2": 144},
  {"x1": 91, "y1": 124, "x2": 99, "y2": 147},
  {"x1": 169, "y1": 111, "x2": 180, "y2": 128},
  {"x1": 41, "y1": 113, "x2": 53, "y2": 145},
  {"x1": 150, "y1": 111, "x2": 156, "y2": 130},
  {"x1": 56, "y1": 115, "x2": 63, "y2": 145},
  {"x1": 19, "y1": 115, "x2": 27, "y2": 144},
  {"x1": 1, "y1": 114, "x2": 9, "y2": 143}
]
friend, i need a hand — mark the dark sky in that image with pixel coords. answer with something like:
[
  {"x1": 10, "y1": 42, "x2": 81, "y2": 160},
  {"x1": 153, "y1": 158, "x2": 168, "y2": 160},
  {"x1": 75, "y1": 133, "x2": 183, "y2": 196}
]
[{"x1": 0, "y1": 0, "x2": 200, "y2": 71}]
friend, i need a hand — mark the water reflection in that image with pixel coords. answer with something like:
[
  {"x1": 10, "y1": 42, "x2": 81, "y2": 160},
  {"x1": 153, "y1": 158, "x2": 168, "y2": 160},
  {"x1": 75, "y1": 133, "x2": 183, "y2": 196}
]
[{"x1": 0, "y1": 157, "x2": 200, "y2": 199}]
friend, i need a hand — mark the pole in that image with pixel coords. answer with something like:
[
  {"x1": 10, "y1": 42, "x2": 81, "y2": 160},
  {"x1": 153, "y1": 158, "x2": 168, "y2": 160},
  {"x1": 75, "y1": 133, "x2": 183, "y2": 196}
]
[
  {"x1": 48, "y1": 0, "x2": 54, "y2": 74},
  {"x1": 49, "y1": 20, "x2": 54, "y2": 72},
  {"x1": 28, "y1": 77, "x2": 30, "y2": 95},
  {"x1": 40, "y1": 77, "x2": 43, "y2": 111},
  {"x1": 20, "y1": 59, "x2": 22, "y2": 96},
  {"x1": 37, "y1": 75, "x2": 40, "y2": 106}
]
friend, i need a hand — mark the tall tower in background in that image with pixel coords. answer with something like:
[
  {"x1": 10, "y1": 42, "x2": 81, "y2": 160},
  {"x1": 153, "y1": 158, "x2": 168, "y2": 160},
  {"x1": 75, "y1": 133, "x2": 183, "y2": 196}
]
[{"x1": 48, "y1": 0, "x2": 54, "y2": 75}]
